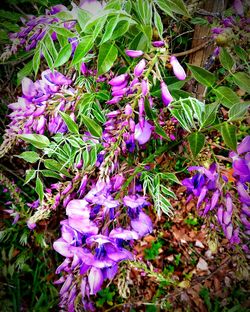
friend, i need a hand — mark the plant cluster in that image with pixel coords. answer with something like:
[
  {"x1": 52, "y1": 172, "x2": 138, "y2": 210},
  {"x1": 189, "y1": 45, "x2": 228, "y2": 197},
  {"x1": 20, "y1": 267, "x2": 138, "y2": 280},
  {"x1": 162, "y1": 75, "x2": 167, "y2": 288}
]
[{"x1": 0, "y1": 0, "x2": 249, "y2": 311}]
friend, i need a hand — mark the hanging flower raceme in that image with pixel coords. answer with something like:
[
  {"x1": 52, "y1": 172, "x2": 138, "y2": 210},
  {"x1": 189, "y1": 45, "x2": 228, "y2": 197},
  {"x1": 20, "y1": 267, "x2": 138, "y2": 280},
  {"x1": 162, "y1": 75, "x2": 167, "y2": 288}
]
[{"x1": 182, "y1": 136, "x2": 250, "y2": 249}]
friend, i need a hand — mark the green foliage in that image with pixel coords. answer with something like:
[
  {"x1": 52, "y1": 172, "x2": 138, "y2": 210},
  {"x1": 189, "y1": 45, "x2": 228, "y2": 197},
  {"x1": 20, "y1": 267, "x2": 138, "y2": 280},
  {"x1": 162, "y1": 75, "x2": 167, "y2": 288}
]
[
  {"x1": 144, "y1": 240, "x2": 163, "y2": 260},
  {"x1": 97, "y1": 42, "x2": 118, "y2": 75},
  {"x1": 96, "y1": 287, "x2": 116, "y2": 307}
]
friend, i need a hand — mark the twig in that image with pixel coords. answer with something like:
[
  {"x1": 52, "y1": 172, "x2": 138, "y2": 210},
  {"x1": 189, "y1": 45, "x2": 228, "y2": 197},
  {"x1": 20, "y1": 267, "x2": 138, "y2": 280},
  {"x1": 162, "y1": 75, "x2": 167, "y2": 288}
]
[{"x1": 173, "y1": 40, "x2": 212, "y2": 57}]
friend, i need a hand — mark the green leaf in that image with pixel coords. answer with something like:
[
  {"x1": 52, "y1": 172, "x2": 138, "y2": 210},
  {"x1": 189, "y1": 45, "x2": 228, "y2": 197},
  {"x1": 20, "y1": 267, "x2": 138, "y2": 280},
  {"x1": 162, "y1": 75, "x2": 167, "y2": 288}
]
[
  {"x1": 154, "y1": 0, "x2": 174, "y2": 18},
  {"x1": 44, "y1": 34, "x2": 58, "y2": 60},
  {"x1": 144, "y1": 97, "x2": 157, "y2": 120},
  {"x1": 82, "y1": 115, "x2": 102, "y2": 137},
  {"x1": 110, "y1": 20, "x2": 130, "y2": 40},
  {"x1": 33, "y1": 48, "x2": 41, "y2": 77},
  {"x1": 43, "y1": 159, "x2": 71, "y2": 177},
  {"x1": 154, "y1": 9, "x2": 163, "y2": 38},
  {"x1": 170, "y1": 108, "x2": 191, "y2": 132},
  {"x1": 188, "y1": 132, "x2": 205, "y2": 157},
  {"x1": 40, "y1": 170, "x2": 61, "y2": 179},
  {"x1": 92, "y1": 15, "x2": 107, "y2": 40},
  {"x1": 154, "y1": 122, "x2": 169, "y2": 139},
  {"x1": 19, "y1": 134, "x2": 50, "y2": 149},
  {"x1": 24, "y1": 169, "x2": 36, "y2": 185},
  {"x1": 51, "y1": 26, "x2": 75, "y2": 38},
  {"x1": 232, "y1": 72, "x2": 250, "y2": 93},
  {"x1": 220, "y1": 123, "x2": 237, "y2": 151},
  {"x1": 97, "y1": 42, "x2": 118, "y2": 75},
  {"x1": 35, "y1": 176, "x2": 44, "y2": 202},
  {"x1": 219, "y1": 48, "x2": 234, "y2": 71},
  {"x1": 54, "y1": 43, "x2": 72, "y2": 68},
  {"x1": 16, "y1": 151, "x2": 40, "y2": 163},
  {"x1": 187, "y1": 64, "x2": 216, "y2": 87},
  {"x1": 214, "y1": 86, "x2": 240, "y2": 108},
  {"x1": 234, "y1": 46, "x2": 248, "y2": 62},
  {"x1": 76, "y1": 8, "x2": 91, "y2": 31},
  {"x1": 100, "y1": 15, "x2": 120, "y2": 44},
  {"x1": 201, "y1": 102, "x2": 219, "y2": 128},
  {"x1": 165, "y1": 0, "x2": 190, "y2": 17},
  {"x1": 134, "y1": 0, "x2": 152, "y2": 24},
  {"x1": 228, "y1": 101, "x2": 250, "y2": 121},
  {"x1": 161, "y1": 173, "x2": 180, "y2": 184},
  {"x1": 17, "y1": 61, "x2": 33, "y2": 86},
  {"x1": 42, "y1": 43, "x2": 54, "y2": 69},
  {"x1": 71, "y1": 36, "x2": 94, "y2": 65},
  {"x1": 59, "y1": 111, "x2": 79, "y2": 134}
]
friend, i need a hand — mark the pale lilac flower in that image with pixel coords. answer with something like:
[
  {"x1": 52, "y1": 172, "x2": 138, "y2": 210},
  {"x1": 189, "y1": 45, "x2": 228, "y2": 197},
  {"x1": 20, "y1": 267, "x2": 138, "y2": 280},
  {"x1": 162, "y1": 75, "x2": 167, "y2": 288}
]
[
  {"x1": 170, "y1": 56, "x2": 186, "y2": 80},
  {"x1": 233, "y1": 0, "x2": 244, "y2": 16},
  {"x1": 134, "y1": 121, "x2": 152, "y2": 145},
  {"x1": 125, "y1": 49, "x2": 144, "y2": 58},
  {"x1": 161, "y1": 81, "x2": 173, "y2": 106},
  {"x1": 88, "y1": 267, "x2": 103, "y2": 295}
]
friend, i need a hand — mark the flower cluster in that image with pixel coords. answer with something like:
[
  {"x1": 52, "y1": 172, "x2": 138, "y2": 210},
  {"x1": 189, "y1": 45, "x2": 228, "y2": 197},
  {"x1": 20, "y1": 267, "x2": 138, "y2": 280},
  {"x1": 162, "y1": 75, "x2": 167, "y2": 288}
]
[
  {"x1": 53, "y1": 179, "x2": 152, "y2": 310},
  {"x1": 6, "y1": 70, "x2": 73, "y2": 136},
  {"x1": 183, "y1": 136, "x2": 250, "y2": 253}
]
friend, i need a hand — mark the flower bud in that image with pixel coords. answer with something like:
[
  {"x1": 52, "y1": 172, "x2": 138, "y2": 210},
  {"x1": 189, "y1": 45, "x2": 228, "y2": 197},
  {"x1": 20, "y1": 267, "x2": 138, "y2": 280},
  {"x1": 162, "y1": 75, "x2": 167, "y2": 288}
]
[
  {"x1": 160, "y1": 81, "x2": 173, "y2": 106},
  {"x1": 134, "y1": 59, "x2": 146, "y2": 77},
  {"x1": 170, "y1": 56, "x2": 186, "y2": 80},
  {"x1": 141, "y1": 78, "x2": 149, "y2": 96},
  {"x1": 109, "y1": 74, "x2": 128, "y2": 86},
  {"x1": 152, "y1": 41, "x2": 165, "y2": 47},
  {"x1": 125, "y1": 49, "x2": 144, "y2": 58}
]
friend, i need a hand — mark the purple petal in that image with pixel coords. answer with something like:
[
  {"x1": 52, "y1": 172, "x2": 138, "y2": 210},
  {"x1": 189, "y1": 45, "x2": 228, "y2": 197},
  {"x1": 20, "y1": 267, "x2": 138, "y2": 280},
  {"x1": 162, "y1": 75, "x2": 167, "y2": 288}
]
[
  {"x1": 53, "y1": 238, "x2": 73, "y2": 257},
  {"x1": 233, "y1": 0, "x2": 244, "y2": 15},
  {"x1": 237, "y1": 182, "x2": 250, "y2": 205},
  {"x1": 109, "y1": 74, "x2": 128, "y2": 86},
  {"x1": 102, "y1": 264, "x2": 118, "y2": 280},
  {"x1": 134, "y1": 59, "x2": 146, "y2": 77},
  {"x1": 60, "y1": 274, "x2": 73, "y2": 296},
  {"x1": 210, "y1": 190, "x2": 220, "y2": 210},
  {"x1": 237, "y1": 136, "x2": 250, "y2": 154},
  {"x1": 223, "y1": 210, "x2": 232, "y2": 226},
  {"x1": 161, "y1": 81, "x2": 173, "y2": 106},
  {"x1": 22, "y1": 77, "x2": 37, "y2": 99},
  {"x1": 123, "y1": 195, "x2": 147, "y2": 209},
  {"x1": 224, "y1": 224, "x2": 233, "y2": 240},
  {"x1": 134, "y1": 120, "x2": 152, "y2": 145},
  {"x1": 66, "y1": 199, "x2": 90, "y2": 218},
  {"x1": 197, "y1": 186, "x2": 207, "y2": 207},
  {"x1": 217, "y1": 205, "x2": 224, "y2": 225},
  {"x1": 88, "y1": 267, "x2": 103, "y2": 295},
  {"x1": 131, "y1": 212, "x2": 152, "y2": 237},
  {"x1": 242, "y1": 204, "x2": 250, "y2": 217},
  {"x1": 109, "y1": 228, "x2": 139, "y2": 240},
  {"x1": 152, "y1": 41, "x2": 165, "y2": 47},
  {"x1": 170, "y1": 56, "x2": 186, "y2": 80},
  {"x1": 125, "y1": 49, "x2": 144, "y2": 58}
]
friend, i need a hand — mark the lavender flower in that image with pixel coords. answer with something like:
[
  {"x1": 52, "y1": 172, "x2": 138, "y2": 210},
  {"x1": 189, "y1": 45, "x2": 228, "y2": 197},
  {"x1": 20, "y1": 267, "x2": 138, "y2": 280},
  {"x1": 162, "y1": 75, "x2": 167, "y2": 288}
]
[
  {"x1": 134, "y1": 59, "x2": 146, "y2": 77},
  {"x1": 170, "y1": 56, "x2": 187, "y2": 80},
  {"x1": 125, "y1": 49, "x2": 144, "y2": 58},
  {"x1": 161, "y1": 81, "x2": 173, "y2": 106}
]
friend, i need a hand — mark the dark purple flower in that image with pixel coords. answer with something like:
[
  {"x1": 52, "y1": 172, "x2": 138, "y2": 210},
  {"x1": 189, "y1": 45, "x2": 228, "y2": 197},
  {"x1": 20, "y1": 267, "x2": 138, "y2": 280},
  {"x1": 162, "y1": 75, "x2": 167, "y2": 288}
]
[{"x1": 152, "y1": 41, "x2": 165, "y2": 47}]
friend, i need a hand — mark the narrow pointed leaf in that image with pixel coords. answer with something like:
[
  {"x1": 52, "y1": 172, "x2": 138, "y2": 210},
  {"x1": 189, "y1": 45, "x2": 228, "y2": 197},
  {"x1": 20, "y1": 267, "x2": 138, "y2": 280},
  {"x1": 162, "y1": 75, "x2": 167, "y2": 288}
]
[
  {"x1": 187, "y1": 64, "x2": 216, "y2": 87},
  {"x1": 81, "y1": 115, "x2": 102, "y2": 137},
  {"x1": 19, "y1": 134, "x2": 50, "y2": 149},
  {"x1": 220, "y1": 123, "x2": 237, "y2": 151},
  {"x1": 97, "y1": 43, "x2": 118, "y2": 75},
  {"x1": 59, "y1": 111, "x2": 79, "y2": 134},
  {"x1": 188, "y1": 132, "x2": 205, "y2": 157},
  {"x1": 54, "y1": 43, "x2": 72, "y2": 68}
]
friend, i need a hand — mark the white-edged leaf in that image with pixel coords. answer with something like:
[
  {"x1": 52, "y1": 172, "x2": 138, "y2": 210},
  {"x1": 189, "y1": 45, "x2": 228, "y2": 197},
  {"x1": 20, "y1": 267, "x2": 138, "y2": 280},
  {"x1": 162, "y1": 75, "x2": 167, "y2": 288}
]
[{"x1": 81, "y1": 115, "x2": 102, "y2": 137}]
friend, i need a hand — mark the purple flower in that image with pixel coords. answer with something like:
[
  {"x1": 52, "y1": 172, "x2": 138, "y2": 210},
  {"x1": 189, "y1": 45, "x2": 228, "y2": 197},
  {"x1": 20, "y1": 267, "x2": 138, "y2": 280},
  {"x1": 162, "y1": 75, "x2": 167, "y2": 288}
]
[
  {"x1": 152, "y1": 41, "x2": 165, "y2": 47},
  {"x1": 88, "y1": 267, "x2": 103, "y2": 295},
  {"x1": 134, "y1": 121, "x2": 152, "y2": 145},
  {"x1": 41, "y1": 69, "x2": 72, "y2": 86},
  {"x1": 233, "y1": 0, "x2": 244, "y2": 16},
  {"x1": 170, "y1": 56, "x2": 186, "y2": 80},
  {"x1": 130, "y1": 212, "x2": 153, "y2": 237},
  {"x1": 125, "y1": 49, "x2": 144, "y2": 58},
  {"x1": 109, "y1": 74, "x2": 129, "y2": 86},
  {"x1": 134, "y1": 59, "x2": 146, "y2": 77},
  {"x1": 237, "y1": 136, "x2": 250, "y2": 154},
  {"x1": 160, "y1": 81, "x2": 173, "y2": 106}
]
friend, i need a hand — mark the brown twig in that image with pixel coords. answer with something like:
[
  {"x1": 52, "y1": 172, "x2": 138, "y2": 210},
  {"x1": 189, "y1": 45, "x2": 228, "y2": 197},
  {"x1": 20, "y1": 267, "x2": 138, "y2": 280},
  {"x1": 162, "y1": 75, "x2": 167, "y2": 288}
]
[{"x1": 173, "y1": 40, "x2": 212, "y2": 57}]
